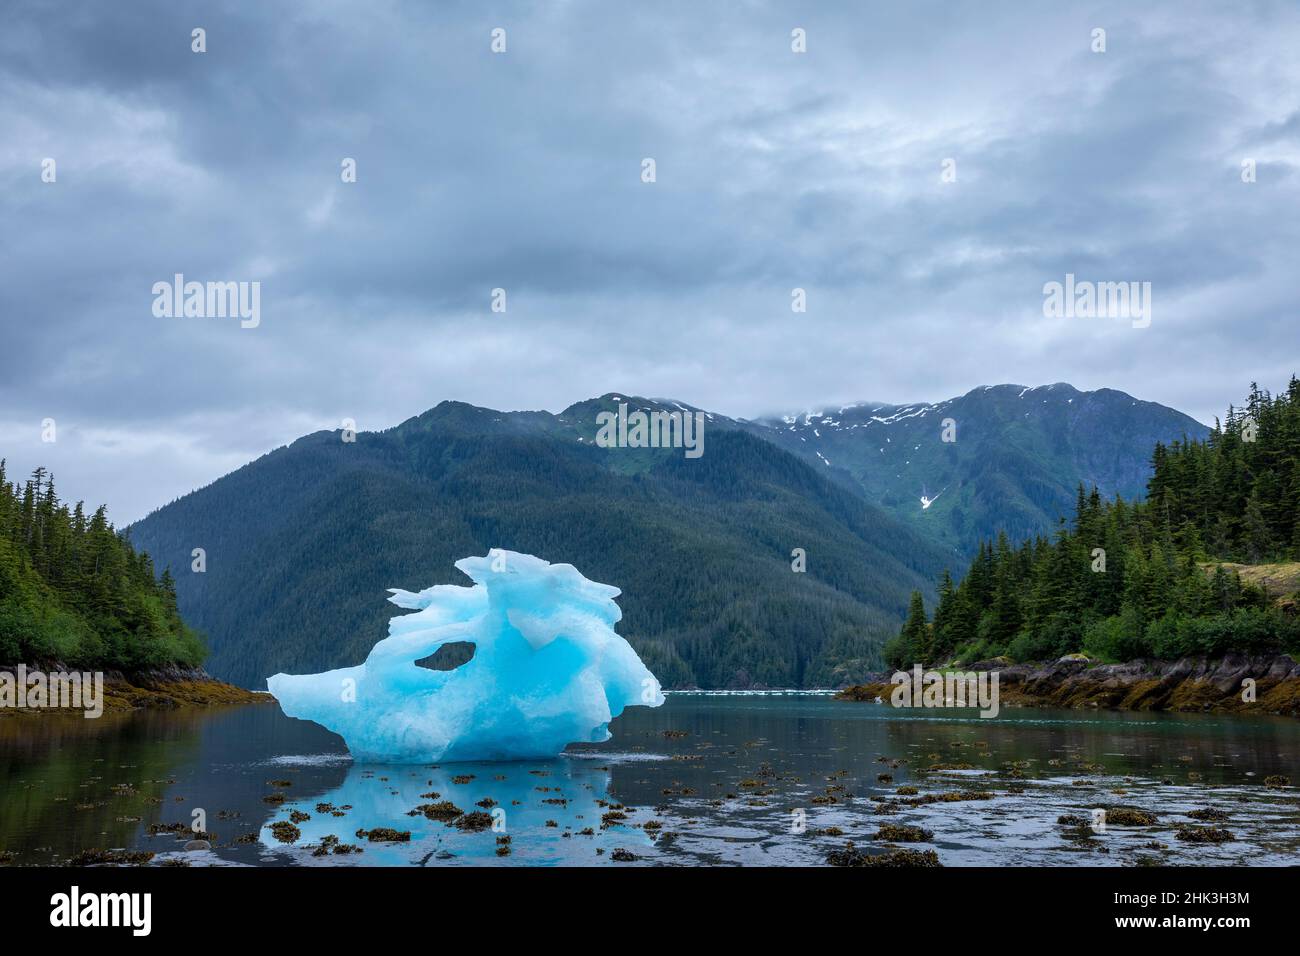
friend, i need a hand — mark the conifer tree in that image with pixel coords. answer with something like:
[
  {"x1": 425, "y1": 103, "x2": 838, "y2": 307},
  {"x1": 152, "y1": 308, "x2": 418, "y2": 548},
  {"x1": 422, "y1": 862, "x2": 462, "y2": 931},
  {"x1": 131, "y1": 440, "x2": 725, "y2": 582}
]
[{"x1": 916, "y1": 381, "x2": 1300, "y2": 664}]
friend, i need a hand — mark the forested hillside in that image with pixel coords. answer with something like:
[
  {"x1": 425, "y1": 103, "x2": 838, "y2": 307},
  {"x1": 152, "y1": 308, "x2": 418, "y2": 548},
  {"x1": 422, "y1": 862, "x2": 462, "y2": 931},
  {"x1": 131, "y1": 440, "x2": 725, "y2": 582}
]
[
  {"x1": 0, "y1": 461, "x2": 206, "y2": 669},
  {"x1": 754, "y1": 384, "x2": 1208, "y2": 554},
  {"x1": 128, "y1": 400, "x2": 952, "y2": 689},
  {"x1": 890, "y1": 380, "x2": 1300, "y2": 667}
]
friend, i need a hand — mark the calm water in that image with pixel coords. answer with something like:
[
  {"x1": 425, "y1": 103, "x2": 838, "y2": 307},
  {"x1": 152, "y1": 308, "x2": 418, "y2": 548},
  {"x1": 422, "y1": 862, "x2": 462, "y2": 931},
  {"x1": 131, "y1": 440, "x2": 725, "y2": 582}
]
[{"x1": 2, "y1": 693, "x2": 1298, "y2": 866}]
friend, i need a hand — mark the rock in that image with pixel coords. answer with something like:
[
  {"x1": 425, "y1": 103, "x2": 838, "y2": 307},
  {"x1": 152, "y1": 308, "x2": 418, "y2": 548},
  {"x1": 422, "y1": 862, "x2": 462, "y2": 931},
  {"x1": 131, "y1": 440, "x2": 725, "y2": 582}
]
[
  {"x1": 873, "y1": 823, "x2": 933, "y2": 842},
  {"x1": 1175, "y1": 826, "x2": 1235, "y2": 844},
  {"x1": 358, "y1": 827, "x2": 410, "y2": 842},
  {"x1": 68, "y1": 848, "x2": 155, "y2": 866},
  {"x1": 1091, "y1": 806, "x2": 1157, "y2": 826},
  {"x1": 267, "y1": 821, "x2": 300, "y2": 844},
  {"x1": 452, "y1": 811, "x2": 494, "y2": 831},
  {"x1": 828, "y1": 846, "x2": 941, "y2": 867},
  {"x1": 182, "y1": 840, "x2": 211, "y2": 851},
  {"x1": 410, "y1": 801, "x2": 463, "y2": 821}
]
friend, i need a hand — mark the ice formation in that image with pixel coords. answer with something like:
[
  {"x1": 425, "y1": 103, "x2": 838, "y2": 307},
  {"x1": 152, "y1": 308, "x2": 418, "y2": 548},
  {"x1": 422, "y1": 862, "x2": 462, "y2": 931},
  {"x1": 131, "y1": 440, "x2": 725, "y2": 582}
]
[{"x1": 266, "y1": 551, "x2": 664, "y2": 762}]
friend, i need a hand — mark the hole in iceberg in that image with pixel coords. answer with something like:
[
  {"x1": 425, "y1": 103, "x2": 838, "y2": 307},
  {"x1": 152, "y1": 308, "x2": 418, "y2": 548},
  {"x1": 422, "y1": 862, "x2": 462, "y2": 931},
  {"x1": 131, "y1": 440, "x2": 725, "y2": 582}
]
[{"x1": 415, "y1": 641, "x2": 476, "y2": 672}]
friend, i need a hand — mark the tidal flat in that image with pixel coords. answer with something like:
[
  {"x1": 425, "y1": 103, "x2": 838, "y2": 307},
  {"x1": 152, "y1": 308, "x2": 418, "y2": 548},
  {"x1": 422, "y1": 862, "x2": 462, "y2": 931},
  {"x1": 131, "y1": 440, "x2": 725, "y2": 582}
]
[{"x1": 0, "y1": 692, "x2": 1297, "y2": 867}]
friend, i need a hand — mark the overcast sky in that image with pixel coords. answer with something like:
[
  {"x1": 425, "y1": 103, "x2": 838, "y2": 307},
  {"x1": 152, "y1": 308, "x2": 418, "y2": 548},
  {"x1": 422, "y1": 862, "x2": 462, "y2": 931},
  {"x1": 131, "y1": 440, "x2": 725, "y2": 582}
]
[{"x1": 2, "y1": 0, "x2": 1299, "y2": 524}]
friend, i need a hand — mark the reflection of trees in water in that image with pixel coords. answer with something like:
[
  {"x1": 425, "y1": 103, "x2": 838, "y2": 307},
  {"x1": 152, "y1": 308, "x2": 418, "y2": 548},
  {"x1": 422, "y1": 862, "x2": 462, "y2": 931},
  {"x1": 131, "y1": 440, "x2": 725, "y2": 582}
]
[
  {"x1": 877, "y1": 706, "x2": 1300, "y2": 782},
  {"x1": 0, "y1": 710, "x2": 205, "y2": 862},
  {"x1": 0, "y1": 703, "x2": 357, "y2": 864}
]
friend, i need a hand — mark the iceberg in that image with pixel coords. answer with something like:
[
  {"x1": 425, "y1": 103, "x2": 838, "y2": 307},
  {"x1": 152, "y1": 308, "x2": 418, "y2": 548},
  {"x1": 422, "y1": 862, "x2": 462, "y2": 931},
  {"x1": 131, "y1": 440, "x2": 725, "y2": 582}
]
[{"x1": 266, "y1": 550, "x2": 664, "y2": 762}]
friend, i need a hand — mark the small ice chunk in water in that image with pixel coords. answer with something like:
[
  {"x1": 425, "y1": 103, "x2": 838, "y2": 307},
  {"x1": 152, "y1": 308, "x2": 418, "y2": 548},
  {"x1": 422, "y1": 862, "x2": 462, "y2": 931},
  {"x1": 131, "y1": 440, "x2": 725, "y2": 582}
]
[{"x1": 266, "y1": 551, "x2": 664, "y2": 762}]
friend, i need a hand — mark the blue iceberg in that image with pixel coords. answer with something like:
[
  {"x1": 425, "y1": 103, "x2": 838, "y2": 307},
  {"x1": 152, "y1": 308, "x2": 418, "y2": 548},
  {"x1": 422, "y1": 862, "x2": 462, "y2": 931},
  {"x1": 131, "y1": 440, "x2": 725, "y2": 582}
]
[{"x1": 266, "y1": 551, "x2": 664, "y2": 762}]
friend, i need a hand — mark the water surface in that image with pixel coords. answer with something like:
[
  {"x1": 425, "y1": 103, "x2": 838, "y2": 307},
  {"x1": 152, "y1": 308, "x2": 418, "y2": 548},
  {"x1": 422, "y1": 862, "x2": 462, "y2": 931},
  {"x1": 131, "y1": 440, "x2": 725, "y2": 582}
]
[{"x1": 2, "y1": 693, "x2": 1297, "y2": 866}]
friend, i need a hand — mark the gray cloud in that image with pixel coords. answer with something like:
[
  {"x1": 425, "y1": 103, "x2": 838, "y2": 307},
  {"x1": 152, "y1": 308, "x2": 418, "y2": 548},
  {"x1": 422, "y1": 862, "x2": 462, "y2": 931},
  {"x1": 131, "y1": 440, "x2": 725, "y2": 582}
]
[{"x1": 2, "y1": 0, "x2": 1299, "y2": 523}]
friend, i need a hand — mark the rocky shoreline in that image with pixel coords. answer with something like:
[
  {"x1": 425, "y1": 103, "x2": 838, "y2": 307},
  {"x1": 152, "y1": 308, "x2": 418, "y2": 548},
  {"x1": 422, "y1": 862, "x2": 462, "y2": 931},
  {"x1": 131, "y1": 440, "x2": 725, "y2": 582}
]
[
  {"x1": 0, "y1": 663, "x2": 269, "y2": 717},
  {"x1": 836, "y1": 652, "x2": 1300, "y2": 717}
]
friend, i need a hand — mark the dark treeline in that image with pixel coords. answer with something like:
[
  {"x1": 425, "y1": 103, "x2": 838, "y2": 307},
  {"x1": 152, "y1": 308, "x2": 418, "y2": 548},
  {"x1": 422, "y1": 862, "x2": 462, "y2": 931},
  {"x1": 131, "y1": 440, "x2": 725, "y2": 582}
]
[
  {"x1": 889, "y1": 380, "x2": 1300, "y2": 667},
  {"x1": 0, "y1": 460, "x2": 206, "y2": 669}
]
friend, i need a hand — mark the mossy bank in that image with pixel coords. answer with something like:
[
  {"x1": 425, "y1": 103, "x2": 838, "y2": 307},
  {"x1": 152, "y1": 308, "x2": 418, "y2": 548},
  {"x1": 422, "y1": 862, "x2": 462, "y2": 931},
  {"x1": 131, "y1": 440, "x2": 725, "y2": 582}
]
[
  {"x1": 836, "y1": 653, "x2": 1300, "y2": 717},
  {"x1": 0, "y1": 664, "x2": 268, "y2": 717}
]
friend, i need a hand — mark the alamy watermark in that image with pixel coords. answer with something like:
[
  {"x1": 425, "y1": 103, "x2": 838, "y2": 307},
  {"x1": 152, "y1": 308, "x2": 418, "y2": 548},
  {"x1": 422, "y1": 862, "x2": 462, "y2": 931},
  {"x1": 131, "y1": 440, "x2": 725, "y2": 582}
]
[
  {"x1": 595, "y1": 403, "x2": 704, "y2": 459},
  {"x1": 1042, "y1": 273, "x2": 1151, "y2": 329},
  {"x1": 50, "y1": 886, "x2": 150, "y2": 936},
  {"x1": 0, "y1": 665, "x2": 103, "y2": 718},
  {"x1": 890, "y1": 665, "x2": 1000, "y2": 718},
  {"x1": 152, "y1": 274, "x2": 260, "y2": 328}
]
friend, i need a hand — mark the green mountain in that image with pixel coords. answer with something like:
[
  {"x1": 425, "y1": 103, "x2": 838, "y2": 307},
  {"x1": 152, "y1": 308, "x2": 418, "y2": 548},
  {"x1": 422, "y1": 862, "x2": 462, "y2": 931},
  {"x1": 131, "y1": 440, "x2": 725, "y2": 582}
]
[
  {"x1": 124, "y1": 384, "x2": 1208, "y2": 689},
  {"x1": 752, "y1": 383, "x2": 1210, "y2": 554},
  {"x1": 0, "y1": 462, "x2": 205, "y2": 670},
  {"x1": 126, "y1": 395, "x2": 951, "y2": 689},
  {"x1": 895, "y1": 379, "x2": 1300, "y2": 667}
]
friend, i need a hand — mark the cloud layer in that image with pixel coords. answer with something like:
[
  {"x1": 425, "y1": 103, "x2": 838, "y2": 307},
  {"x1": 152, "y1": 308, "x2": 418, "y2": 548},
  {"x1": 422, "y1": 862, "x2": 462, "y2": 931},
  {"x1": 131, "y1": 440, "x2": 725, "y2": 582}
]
[{"x1": 2, "y1": 1, "x2": 1299, "y2": 522}]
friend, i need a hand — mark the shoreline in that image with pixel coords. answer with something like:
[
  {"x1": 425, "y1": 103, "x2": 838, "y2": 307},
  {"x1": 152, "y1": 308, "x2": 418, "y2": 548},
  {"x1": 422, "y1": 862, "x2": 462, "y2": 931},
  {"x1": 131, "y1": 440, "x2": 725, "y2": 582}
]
[
  {"x1": 0, "y1": 664, "x2": 269, "y2": 717},
  {"x1": 834, "y1": 652, "x2": 1300, "y2": 717}
]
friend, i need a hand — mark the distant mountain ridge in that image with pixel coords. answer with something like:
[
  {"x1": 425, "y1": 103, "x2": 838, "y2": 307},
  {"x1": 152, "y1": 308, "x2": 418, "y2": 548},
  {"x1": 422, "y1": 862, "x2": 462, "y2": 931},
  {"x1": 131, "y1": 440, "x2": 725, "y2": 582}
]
[
  {"x1": 125, "y1": 383, "x2": 1206, "y2": 689},
  {"x1": 127, "y1": 396, "x2": 950, "y2": 689},
  {"x1": 750, "y1": 383, "x2": 1210, "y2": 552}
]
